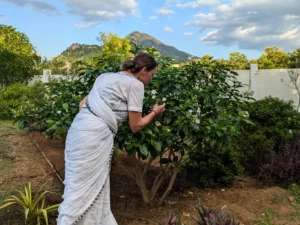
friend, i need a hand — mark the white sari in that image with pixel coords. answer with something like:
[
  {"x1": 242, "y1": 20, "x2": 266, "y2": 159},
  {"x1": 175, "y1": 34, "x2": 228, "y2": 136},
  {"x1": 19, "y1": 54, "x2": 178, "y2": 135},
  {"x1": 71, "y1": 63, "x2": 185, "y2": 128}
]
[
  {"x1": 57, "y1": 72, "x2": 144, "y2": 225},
  {"x1": 57, "y1": 86, "x2": 118, "y2": 225}
]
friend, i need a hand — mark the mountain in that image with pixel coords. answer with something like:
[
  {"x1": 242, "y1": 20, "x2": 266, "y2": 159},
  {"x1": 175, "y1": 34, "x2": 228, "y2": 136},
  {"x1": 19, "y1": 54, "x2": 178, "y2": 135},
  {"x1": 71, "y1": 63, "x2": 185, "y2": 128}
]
[
  {"x1": 55, "y1": 32, "x2": 194, "y2": 62},
  {"x1": 125, "y1": 31, "x2": 193, "y2": 62},
  {"x1": 57, "y1": 43, "x2": 101, "y2": 62}
]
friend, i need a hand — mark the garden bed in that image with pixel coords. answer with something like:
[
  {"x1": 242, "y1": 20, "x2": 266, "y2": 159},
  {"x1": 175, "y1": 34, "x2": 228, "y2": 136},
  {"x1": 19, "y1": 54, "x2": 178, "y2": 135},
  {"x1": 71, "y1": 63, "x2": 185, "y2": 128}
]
[{"x1": 0, "y1": 121, "x2": 299, "y2": 224}]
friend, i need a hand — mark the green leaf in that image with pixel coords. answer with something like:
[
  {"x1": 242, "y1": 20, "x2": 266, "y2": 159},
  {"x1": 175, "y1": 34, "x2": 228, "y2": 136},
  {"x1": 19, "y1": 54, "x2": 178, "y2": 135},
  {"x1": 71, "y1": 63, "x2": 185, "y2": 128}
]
[
  {"x1": 62, "y1": 103, "x2": 68, "y2": 111},
  {"x1": 139, "y1": 145, "x2": 148, "y2": 157},
  {"x1": 164, "y1": 116, "x2": 172, "y2": 125},
  {"x1": 154, "y1": 141, "x2": 162, "y2": 152},
  {"x1": 191, "y1": 122, "x2": 199, "y2": 130}
]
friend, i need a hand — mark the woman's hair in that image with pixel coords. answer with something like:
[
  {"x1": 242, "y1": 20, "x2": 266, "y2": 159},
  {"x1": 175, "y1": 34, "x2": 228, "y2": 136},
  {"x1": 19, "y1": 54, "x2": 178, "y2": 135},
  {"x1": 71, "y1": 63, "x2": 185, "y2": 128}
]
[{"x1": 120, "y1": 52, "x2": 158, "y2": 74}]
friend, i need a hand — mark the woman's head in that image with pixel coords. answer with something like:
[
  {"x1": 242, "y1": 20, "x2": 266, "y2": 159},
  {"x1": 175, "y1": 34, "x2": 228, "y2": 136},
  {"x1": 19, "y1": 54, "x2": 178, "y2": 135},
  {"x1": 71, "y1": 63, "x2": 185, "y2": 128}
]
[{"x1": 121, "y1": 52, "x2": 158, "y2": 85}]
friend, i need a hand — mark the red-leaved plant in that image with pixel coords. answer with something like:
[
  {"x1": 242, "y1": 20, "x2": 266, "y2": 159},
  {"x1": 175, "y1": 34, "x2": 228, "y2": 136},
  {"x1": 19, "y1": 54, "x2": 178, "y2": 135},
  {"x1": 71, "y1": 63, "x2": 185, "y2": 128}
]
[{"x1": 195, "y1": 204, "x2": 240, "y2": 225}]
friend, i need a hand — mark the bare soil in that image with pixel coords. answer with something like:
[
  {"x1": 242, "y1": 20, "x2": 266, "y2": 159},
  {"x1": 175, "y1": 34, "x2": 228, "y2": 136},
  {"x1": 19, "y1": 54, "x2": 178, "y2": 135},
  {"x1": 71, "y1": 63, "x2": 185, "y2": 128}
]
[{"x1": 0, "y1": 123, "x2": 299, "y2": 225}]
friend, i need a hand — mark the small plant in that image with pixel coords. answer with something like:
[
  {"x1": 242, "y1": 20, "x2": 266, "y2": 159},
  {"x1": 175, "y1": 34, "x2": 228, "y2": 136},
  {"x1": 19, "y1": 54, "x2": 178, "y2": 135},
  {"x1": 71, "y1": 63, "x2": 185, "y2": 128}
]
[
  {"x1": 158, "y1": 215, "x2": 182, "y2": 225},
  {"x1": 0, "y1": 183, "x2": 60, "y2": 225},
  {"x1": 195, "y1": 203, "x2": 240, "y2": 225},
  {"x1": 258, "y1": 136, "x2": 300, "y2": 187},
  {"x1": 288, "y1": 183, "x2": 300, "y2": 202},
  {"x1": 255, "y1": 208, "x2": 280, "y2": 225}
]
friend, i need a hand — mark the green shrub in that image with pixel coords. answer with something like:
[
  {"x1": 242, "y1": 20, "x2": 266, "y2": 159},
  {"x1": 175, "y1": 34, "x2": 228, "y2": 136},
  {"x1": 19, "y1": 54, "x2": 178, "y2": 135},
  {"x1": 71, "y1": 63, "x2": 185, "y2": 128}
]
[
  {"x1": 185, "y1": 143, "x2": 244, "y2": 187},
  {"x1": 16, "y1": 79, "x2": 89, "y2": 139},
  {"x1": 0, "y1": 82, "x2": 47, "y2": 119},
  {"x1": 238, "y1": 97, "x2": 300, "y2": 175}
]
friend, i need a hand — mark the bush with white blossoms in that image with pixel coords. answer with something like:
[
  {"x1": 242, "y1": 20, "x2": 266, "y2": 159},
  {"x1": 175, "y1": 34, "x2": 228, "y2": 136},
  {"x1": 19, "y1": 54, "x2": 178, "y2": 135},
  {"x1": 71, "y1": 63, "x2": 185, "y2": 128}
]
[{"x1": 116, "y1": 55, "x2": 253, "y2": 202}]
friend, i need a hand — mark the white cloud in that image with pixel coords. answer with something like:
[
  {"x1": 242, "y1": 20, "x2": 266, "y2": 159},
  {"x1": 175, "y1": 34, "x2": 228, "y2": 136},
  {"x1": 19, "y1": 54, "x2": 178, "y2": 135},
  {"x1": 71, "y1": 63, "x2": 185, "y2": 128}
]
[
  {"x1": 184, "y1": 32, "x2": 194, "y2": 36},
  {"x1": 164, "y1": 26, "x2": 173, "y2": 32},
  {"x1": 177, "y1": 0, "x2": 220, "y2": 9},
  {"x1": 184, "y1": 0, "x2": 300, "y2": 51},
  {"x1": 195, "y1": 13, "x2": 215, "y2": 19},
  {"x1": 62, "y1": 0, "x2": 139, "y2": 22},
  {"x1": 165, "y1": 0, "x2": 179, "y2": 7},
  {"x1": 284, "y1": 14, "x2": 300, "y2": 20},
  {"x1": 156, "y1": 9, "x2": 174, "y2": 16},
  {"x1": 75, "y1": 22, "x2": 99, "y2": 29},
  {"x1": 149, "y1": 16, "x2": 157, "y2": 20},
  {"x1": 4, "y1": 0, "x2": 58, "y2": 15}
]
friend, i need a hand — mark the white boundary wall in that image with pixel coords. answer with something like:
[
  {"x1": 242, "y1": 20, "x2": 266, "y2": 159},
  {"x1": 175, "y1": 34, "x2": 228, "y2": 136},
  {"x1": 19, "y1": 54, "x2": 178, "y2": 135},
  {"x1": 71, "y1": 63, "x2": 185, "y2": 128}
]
[
  {"x1": 234, "y1": 65, "x2": 300, "y2": 107},
  {"x1": 30, "y1": 66, "x2": 300, "y2": 107},
  {"x1": 28, "y1": 69, "x2": 77, "y2": 85}
]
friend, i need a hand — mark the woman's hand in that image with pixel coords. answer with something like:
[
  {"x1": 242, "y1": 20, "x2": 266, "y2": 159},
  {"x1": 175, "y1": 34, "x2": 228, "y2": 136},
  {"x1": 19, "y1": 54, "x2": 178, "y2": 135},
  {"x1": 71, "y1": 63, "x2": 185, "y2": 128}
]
[
  {"x1": 128, "y1": 103, "x2": 166, "y2": 133},
  {"x1": 152, "y1": 103, "x2": 166, "y2": 115}
]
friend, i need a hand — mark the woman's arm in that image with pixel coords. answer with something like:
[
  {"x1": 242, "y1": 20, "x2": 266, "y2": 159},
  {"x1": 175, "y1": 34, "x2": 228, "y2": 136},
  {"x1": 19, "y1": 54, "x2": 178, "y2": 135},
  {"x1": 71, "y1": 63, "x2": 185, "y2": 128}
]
[
  {"x1": 128, "y1": 103, "x2": 165, "y2": 133},
  {"x1": 79, "y1": 96, "x2": 88, "y2": 110}
]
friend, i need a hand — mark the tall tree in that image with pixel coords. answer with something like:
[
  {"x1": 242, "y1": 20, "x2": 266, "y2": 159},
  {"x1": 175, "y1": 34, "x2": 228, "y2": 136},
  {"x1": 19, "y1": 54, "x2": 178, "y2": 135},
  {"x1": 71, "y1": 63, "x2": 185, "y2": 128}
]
[
  {"x1": 0, "y1": 25, "x2": 40, "y2": 87},
  {"x1": 228, "y1": 52, "x2": 249, "y2": 70},
  {"x1": 258, "y1": 46, "x2": 290, "y2": 69}
]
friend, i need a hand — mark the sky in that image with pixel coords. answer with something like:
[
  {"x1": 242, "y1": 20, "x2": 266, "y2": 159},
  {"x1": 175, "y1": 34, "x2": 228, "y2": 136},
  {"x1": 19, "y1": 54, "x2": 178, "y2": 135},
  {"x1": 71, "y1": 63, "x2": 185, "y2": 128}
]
[{"x1": 1, "y1": 0, "x2": 300, "y2": 60}]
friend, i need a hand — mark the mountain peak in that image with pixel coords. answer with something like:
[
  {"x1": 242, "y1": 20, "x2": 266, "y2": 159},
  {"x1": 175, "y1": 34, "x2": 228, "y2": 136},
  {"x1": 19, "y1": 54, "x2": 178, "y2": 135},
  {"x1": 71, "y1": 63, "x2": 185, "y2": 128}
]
[
  {"x1": 126, "y1": 31, "x2": 192, "y2": 62},
  {"x1": 126, "y1": 31, "x2": 164, "y2": 45}
]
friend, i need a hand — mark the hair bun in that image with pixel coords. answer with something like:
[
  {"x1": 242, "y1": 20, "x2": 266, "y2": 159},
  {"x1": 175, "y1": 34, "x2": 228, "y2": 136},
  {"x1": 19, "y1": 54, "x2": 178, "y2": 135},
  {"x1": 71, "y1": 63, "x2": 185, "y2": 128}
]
[{"x1": 120, "y1": 60, "x2": 136, "y2": 71}]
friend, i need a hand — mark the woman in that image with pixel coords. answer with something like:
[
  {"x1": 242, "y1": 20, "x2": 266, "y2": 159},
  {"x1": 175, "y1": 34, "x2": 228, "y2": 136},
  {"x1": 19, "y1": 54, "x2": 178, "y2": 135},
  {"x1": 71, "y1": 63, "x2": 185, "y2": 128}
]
[{"x1": 57, "y1": 52, "x2": 165, "y2": 225}]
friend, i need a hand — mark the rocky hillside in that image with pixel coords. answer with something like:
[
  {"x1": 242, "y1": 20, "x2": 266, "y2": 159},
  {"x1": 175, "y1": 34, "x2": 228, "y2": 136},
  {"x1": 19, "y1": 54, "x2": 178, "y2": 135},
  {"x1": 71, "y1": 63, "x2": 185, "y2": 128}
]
[
  {"x1": 58, "y1": 43, "x2": 101, "y2": 62},
  {"x1": 126, "y1": 31, "x2": 193, "y2": 62},
  {"x1": 55, "y1": 32, "x2": 193, "y2": 62}
]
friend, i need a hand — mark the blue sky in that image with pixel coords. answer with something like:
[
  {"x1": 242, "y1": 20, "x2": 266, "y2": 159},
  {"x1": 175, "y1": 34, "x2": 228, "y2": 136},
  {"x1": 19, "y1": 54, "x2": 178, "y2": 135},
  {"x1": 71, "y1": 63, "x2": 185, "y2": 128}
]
[{"x1": 1, "y1": 0, "x2": 300, "y2": 60}]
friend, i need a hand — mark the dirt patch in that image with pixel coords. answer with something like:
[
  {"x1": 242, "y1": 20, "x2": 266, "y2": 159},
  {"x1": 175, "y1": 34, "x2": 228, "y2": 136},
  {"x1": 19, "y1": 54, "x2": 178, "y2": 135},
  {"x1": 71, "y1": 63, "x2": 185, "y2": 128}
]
[
  {"x1": 27, "y1": 131, "x2": 299, "y2": 225},
  {"x1": 0, "y1": 121, "x2": 63, "y2": 225}
]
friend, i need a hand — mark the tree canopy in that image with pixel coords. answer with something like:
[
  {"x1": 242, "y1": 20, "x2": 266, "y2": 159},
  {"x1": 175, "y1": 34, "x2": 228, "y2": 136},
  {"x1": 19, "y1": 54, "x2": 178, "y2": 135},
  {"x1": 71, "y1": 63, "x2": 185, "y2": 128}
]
[
  {"x1": 0, "y1": 24, "x2": 40, "y2": 87},
  {"x1": 258, "y1": 46, "x2": 290, "y2": 69}
]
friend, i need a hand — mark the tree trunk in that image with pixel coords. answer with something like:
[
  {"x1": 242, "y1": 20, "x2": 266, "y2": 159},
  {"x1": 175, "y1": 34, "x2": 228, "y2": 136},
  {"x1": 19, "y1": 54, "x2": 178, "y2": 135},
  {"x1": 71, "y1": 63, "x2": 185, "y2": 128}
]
[
  {"x1": 158, "y1": 168, "x2": 179, "y2": 206},
  {"x1": 135, "y1": 166, "x2": 150, "y2": 204}
]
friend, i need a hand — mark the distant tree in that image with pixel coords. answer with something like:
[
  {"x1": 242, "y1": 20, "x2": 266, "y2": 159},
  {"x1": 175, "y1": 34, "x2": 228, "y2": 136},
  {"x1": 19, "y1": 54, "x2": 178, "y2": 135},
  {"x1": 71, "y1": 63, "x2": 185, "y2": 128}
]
[
  {"x1": 288, "y1": 48, "x2": 300, "y2": 68},
  {"x1": 258, "y1": 46, "x2": 290, "y2": 69},
  {"x1": 195, "y1": 54, "x2": 215, "y2": 64},
  {"x1": 249, "y1": 59, "x2": 258, "y2": 64},
  {"x1": 36, "y1": 57, "x2": 51, "y2": 74},
  {"x1": 97, "y1": 32, "x2": 132, "y2": 61},
  {"x1": 0, "y1": 25, "x2": 40, "y2": 87},
  {"x1": 216, "y1": 58, "x2": 229, "y2": 66},
  {"x1": 228, "y1": 52, "x2": 249, "y2": 70}
]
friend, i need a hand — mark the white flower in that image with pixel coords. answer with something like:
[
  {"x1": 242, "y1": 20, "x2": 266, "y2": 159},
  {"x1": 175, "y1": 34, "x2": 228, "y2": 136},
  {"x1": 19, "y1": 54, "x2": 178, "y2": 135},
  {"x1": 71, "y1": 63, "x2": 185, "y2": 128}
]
[
  {"x1": 155, "y1": 121, "x2": 161, "y2": 127},
  {"x1": 151, "y1": 90, "x2": 157, "y2": 94},
  {"x1": 57, "y1": 111, "x2": 61, "y2": 114},
  {"x1": 162, "y1": 97, "x2": 166, "y2": 102},
  {"x1": 196, "y1": 119, "x2": 200, "y2": 124},
  {"x1": 289, "y1": 130, "x2": 292, "y2": 134},
  {"x1": 188, "y1": 110, "x2": 193, "y2": 113},
  {"x1": 152, "y1": 95, "x2": 156, "y2": 99}
]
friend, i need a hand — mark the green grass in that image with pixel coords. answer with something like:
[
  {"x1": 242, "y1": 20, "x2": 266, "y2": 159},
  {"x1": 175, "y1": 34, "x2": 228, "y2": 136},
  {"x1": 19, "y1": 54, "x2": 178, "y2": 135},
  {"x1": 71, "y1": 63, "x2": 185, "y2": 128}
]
[{"x1": 0, "y1": 120, "x2": 27, "y2": 136}]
